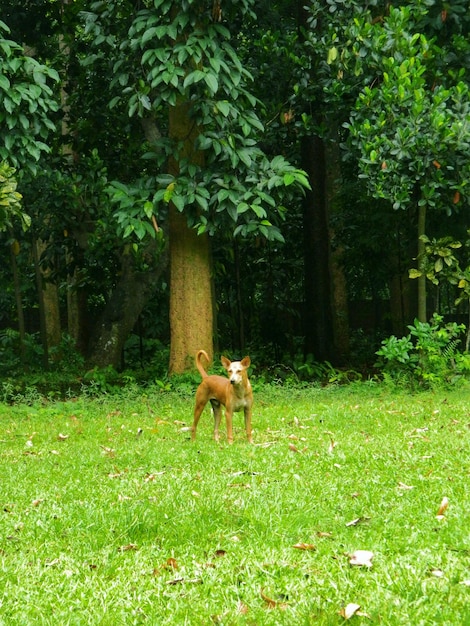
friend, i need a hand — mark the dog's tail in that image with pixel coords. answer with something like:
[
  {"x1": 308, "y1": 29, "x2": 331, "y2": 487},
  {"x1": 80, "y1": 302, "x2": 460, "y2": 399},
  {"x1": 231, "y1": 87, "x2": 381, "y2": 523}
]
[{"x1": 195, "y1": 349, "x2": 210, "y2": 379}]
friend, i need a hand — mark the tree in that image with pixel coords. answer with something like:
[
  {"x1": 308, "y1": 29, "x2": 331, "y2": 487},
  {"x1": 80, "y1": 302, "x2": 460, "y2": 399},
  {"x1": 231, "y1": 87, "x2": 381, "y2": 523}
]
[
  {"x1": 346, "y1": 7, "x2": 470, "y2": 322},
  {"x1": 0, "y1": 20, "x2": 58, "y2": 173},
  {"x1": 83, "y1": 0, "x2": 309, "y2": 372}
]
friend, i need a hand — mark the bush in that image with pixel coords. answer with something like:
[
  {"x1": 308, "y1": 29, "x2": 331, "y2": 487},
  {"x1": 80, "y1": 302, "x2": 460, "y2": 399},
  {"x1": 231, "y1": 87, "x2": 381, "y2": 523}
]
[{"x1": 375, "y1": 313, "x2": 467, "y2": 388}]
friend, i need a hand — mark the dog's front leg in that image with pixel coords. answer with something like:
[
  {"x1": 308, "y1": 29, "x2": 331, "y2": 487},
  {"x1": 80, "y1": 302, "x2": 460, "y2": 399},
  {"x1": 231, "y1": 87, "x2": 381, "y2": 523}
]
[
  {"x1": 244, "y1": 407, "x2": 253, "y2": 443},
  {"x1": 225, "y1": 409, "x2": 234, "y2": 444}
]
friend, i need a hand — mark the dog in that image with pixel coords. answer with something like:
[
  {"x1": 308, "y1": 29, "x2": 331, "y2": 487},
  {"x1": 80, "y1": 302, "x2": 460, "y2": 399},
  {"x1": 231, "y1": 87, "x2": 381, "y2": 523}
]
[{"x1": 191, "y1": 349, "x2": 253, "y2": 444}]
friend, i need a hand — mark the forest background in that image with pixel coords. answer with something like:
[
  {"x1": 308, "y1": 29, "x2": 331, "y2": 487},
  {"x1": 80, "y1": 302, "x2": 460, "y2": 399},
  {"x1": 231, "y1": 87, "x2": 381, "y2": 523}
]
[{"x1": 1, "y1": 0, "x2": 470, "y2": 388}]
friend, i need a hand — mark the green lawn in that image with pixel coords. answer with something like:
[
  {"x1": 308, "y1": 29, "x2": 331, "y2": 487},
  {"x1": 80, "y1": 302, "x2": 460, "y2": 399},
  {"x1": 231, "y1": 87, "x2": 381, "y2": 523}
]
[{"x1": 0, "y1": 383, "x2": 469, "y2": 624}]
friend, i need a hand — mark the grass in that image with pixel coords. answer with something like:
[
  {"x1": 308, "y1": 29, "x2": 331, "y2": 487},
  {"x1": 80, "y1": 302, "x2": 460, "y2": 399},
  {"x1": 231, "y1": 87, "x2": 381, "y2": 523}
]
[{"x1": 0, "y1": 381, "x2": 470, "y2": 624}]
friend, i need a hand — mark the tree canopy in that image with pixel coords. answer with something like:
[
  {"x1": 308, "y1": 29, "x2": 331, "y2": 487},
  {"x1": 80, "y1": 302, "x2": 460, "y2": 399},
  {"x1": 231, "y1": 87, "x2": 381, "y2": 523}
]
[{"x1": 0, "y1": 0, "x2": 469, "y2": 377}]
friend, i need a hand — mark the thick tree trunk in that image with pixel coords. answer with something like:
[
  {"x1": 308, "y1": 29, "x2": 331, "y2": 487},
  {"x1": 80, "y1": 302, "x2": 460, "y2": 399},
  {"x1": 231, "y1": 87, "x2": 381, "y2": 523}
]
[
  {"x1": 301, "y1": 134, "x2": 335, "y2": 362},
  {"x1": 33, "y1": 238, "x2": 61, "y2": 367},
  {"x1": 169, "y1": 207, "x2": 213, "y2": 373},
  {"x1": 88, "y1": 243, "x2": 168, "y2": 368},
  {"x1": 168, "y1": 100, "x2": 214, "y2": 374}
]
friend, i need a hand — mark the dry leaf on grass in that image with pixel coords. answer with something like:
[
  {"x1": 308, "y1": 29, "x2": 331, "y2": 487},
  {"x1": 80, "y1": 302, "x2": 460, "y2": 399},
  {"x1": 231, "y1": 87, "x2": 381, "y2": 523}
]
[
  {"x1": 260, "y1": 588, "x2": 289, "y2": 610},
  {"x1": 436, "y1": 496, "x2": 449, "y2": 519},
  {"x1": 100, "y1": 446, "x2": 115, "y2": 457},
  {"x1": 213, "y1": 549, "x2": 227, "y2": 558},
  {"x1": 327, "y1": 435, "x2": 337, "y2": 453},
  {"x1": 166, "y1": 577, "x2": 202, "y2": 585},
  {"x1": 118, "y1": 543, "x2": 138, "y2": 552},
  {"x1": 346, "y1": 516, "x2": 370, "y2": 527},
  {"x1": 339, "y1": 603, "x2": 361, "y2": 619},
  {"x1": 349, "y1": 550, "x2": 374, "y2": 567},
  {"x1": 237, "y1": 601, "x2": 249, "y2": 615},
  {"x1": 339, "y1": 603, "x2": 371, "y2": 619},
  {"x1": 430, "y1": 568, "x2": 444, "y2": 578},
  {"x1": 292, "y1": 542, "x2": 316, "y2": 551},
  {"x1": 153, "y1": 557, "x2": 179, "y2": 576},
  {"x1": 57, "y1": 433, "x2": 69, "y2": 441},
  {"x1": 398, "y1": 482, "x2": 414, "y2": 490}
]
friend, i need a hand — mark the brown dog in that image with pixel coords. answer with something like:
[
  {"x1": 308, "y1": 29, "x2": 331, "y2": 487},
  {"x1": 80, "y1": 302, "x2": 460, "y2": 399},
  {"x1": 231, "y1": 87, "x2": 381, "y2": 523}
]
[{"x1": 192, "y1": 349, "x2": 253, "y2": 444}]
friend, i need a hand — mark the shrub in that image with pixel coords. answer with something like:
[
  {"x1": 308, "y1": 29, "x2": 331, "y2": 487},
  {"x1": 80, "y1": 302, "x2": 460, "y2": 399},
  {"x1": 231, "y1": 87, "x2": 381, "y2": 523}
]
[{"x1": 375, "y1": 313, "x2": 466, "y2": 388}]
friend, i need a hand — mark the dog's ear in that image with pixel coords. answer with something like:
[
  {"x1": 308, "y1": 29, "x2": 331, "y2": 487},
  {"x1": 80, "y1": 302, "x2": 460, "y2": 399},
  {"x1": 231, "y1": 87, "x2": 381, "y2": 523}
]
[
  {"x1": 220, "y1": 355, "x2": 231, "y2": 369},
  {"x1": 241, "y1": 356, "x2": 251, "y2": 368}
]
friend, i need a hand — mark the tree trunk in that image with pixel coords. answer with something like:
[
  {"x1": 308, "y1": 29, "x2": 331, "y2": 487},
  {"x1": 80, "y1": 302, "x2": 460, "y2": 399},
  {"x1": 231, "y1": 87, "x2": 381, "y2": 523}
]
[
  {"x1": 301, "y1": 134, "x2": 335, "y2": 362},
  {"x1": 417, "y1": 203, "x2": 427, "y2": 322},
  {"x1": 88, "y1": 243, "x2": 168, "y2": 368},
  {"x1": 10, "y1": 238, "x2": 26, "y2": 363},
  {"x1": 33, "y1": 238, "x2": 61, "y2": 368},
  {"x1": 167, "y1": 100, "x2": 214, "y2": 374},
  {"x1": 169, "y1": 207, "x2": 213, "y2": 373},
  {"x1": 325, "y1": 132, "x2": 349, "y2": 363}
]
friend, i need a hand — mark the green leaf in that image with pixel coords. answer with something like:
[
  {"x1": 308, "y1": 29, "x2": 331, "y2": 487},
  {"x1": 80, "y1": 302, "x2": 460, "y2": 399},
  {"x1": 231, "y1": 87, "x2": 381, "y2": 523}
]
[
  {"x1": 204, "y1": 72, "x2": 218, "y2": 94},
  {"x1": 0, "y1": 74, "x2": 10, "y2": 91},
  {"x1": 327, "y1": 46, "x2": 338, "y2": 65}
]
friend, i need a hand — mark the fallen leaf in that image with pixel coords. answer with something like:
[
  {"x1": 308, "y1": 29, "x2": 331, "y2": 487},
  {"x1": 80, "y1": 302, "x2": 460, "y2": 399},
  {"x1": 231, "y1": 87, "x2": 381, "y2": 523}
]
[
  {"x1": 349, "y1": 550, "x2": 374, "y2": 567},
  {"x1": 398, "y1": 482, "x2": 414, "y2": 490},
  {"x1": 166, "y1": 577, "x2": 202, "y2": 585},
  {"x1": 237, "y1": 600, "x2": 249, "y2": 614},
  {"x1": 289, "y1": 443, "x2": 300, "y2": 453},
  {"x1": 118, "y1": 543, "x2": 138, "y2": 552},
  {"x1": 437, "y1": 496, "x2": 449, "y2": 518},
  {"x1": 32, "y1": 499, "x2": 43, "y2": 507},
  {"x1": 339, "y1": 603, "x2": 361, "y2": 619},
  {"x1": 213, "y1": 549, "x2": 227, "y2": 558},
  {"x1": 459, "y1": 580, "x2": 470, "y2": 586},
  {"x1": 57, "y1": 433, "x2": 69, "y2": 441},
  {"x1": 293, "y1": 542, "x2": 316, "y2": 551},
  {"x1": 260, "y1": 588, "x2": 289, "y2": 610},
  {"x1": 100, "y1": 446, "x2": 115, "y2": 457},
  {"x1": 346, "y1": 516, "x2": 370, "y2": 527},
  {"x1": 316, "y1": 531, "x2": 333, "y2": 538},
  {"x1": 430, "y1": 568, "x2": 444, "y2": 578}
]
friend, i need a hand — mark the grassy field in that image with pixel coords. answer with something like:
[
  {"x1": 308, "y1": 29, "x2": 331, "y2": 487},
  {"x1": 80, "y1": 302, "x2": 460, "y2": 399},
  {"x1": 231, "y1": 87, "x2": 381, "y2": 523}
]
[{"x1": 0, "y1": 382, "x2": 470, "y2": 625}]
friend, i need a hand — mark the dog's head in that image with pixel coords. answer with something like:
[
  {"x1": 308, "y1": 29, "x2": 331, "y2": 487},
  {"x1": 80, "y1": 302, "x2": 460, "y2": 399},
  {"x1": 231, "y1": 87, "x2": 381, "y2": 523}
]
[{"x1": 221, "y1": 356, "x2": 251, "y2": 385}]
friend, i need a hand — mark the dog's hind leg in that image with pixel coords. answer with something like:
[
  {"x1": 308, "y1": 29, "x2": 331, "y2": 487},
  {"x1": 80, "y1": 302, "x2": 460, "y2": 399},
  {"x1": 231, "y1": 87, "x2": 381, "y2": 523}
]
[{"x1": 210, "y1": 400, "x2": 222, "y2": 442}]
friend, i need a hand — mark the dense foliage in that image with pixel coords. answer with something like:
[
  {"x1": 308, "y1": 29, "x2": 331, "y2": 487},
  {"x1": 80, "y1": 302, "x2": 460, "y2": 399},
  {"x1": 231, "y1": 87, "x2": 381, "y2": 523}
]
[{"x1": 0, "y1": 0, "x2": 469, "y2": 387}]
